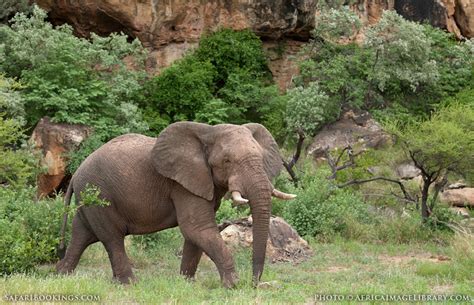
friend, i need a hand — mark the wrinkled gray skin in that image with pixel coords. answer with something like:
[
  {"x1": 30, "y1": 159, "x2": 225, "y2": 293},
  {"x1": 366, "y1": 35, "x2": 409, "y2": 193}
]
[{"x1": 56, "y1": 122, "x2": 284, "y2": 287}]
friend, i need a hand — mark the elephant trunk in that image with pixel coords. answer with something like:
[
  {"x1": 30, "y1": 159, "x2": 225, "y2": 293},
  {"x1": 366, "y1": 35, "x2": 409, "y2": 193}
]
[
  {"x1": 248, "y1": 188, "x2": 271, "y2": 286},
  {"x1": 238, "y1": 158, "x2": 273, "y2": 286}
]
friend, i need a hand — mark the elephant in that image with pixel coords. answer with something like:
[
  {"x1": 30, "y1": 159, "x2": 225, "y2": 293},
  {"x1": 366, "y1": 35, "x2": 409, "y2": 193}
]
[{"x1": 56, "y1": 122, "x2": 296, "y2": 287}]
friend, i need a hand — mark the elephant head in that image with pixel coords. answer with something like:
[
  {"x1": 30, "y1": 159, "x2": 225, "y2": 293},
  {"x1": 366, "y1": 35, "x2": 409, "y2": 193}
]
[{"x1": 151, "y1": 122, "x2": 295, "y2": 284}]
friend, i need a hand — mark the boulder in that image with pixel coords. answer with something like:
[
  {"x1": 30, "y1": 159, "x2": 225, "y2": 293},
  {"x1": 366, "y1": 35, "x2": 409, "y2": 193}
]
[
  {"x1": 30, "y1": 117, "x2": 91, "y2": 198},
  {"x1": 449, "y1": 207, "x2": 471, "y2": 218},
  {"x1": 219, "y1": 216, "x2": 312, "y2": 263},
  {"x1": 440, "y1": 188, "x2": 474, "y2": 207},
  {"x1": 308, "y1": 109, "x2": 391, "y2": 158},
  {"x1": 396, "y1": 163, "x2": 421, "y2": 179},
  {"x1": 447, "y1": 181, "x2": 467, "y2": 189}
]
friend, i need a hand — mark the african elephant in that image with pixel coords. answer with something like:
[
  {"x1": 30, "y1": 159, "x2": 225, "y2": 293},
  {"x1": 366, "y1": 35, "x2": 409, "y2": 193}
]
[{"x1": 56, "y1": 122, "x2": 295, "y2": 287}]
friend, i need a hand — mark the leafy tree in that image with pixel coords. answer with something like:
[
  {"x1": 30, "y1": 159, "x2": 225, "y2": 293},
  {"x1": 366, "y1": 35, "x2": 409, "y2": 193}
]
[
  {"x1": 421, "y1": 25, "x2": 474, "y2": 101},
  {"x1": 0, "y1": 6, "x2": 147, "y2": 132},
  {"x1": 0, "y1": 7, "x2": 150, "y2": 171},
  {"x1": 0, "y1": 74, "x2": 25, "y2": 125},
  {"x1": 0, "y1": 116, "x2": 38, "y2": 187},
  {"x1": 285, "y1": 82, "x2": 340, "y2": 137},
  {"x1": 389, "y1": 103, "x2": 474, "y2": 221},
  {"x1": 365, "y1": 11, "x2": 439, "y2": 93},
  {"x1": 297, "y1": 8, "x2": 473, "y2": 120},
  {"x1": 0, "y1": 0, "x2": 31, "y2": 23},
  {"x1": 194, "y1": 28, "x2": 269, "y2": 86},
  {"x1": 138, "y1": 28, "x2": 284, "y2": 136},
  {"x1": 139, "y1": 57, "x2": 216, "y2": 124},
  {"x1": 312, "y1": 7, "x2": 362, "y2": 43}
]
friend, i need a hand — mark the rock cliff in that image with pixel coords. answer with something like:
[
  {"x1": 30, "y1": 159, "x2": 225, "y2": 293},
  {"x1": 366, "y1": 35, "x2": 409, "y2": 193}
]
[{"x1": 33, "y1": 0, "x2": 473, "y2": 90}]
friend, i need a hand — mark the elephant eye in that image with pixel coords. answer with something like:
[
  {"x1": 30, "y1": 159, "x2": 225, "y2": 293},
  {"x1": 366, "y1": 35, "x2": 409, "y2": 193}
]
[{"x1": 224, "y1": 158, "x2": 231, "y2": 164}]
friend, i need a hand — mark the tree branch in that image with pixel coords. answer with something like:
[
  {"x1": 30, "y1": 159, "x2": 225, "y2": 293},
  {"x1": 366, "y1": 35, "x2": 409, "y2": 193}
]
[
  {"x1": 337, "y1": 176, "x2": 416, "y2": 203},
  {"x1": 283, "y1": 130, "x2": 305, "y2": 186}
]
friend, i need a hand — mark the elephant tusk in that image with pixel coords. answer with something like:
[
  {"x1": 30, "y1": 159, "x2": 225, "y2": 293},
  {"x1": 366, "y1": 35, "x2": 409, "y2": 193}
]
[
  {"x1": 231, "y1": 191, "x2": 249, "y2": 206},
  {"x1": 272, "y1": 189, "x2": 297, "y2": 200}
]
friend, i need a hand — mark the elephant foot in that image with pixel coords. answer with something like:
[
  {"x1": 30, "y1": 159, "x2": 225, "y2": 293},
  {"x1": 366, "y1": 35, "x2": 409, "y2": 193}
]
[
  {"x1": 56, "y1": 260, "x2": 75, "y2": 274},
  {"x1": 113, "y1": 272, "x2": 136, "y2": 285},
  {"x1": 222, "y1": 271, "x2": 239, "y2": 289}
]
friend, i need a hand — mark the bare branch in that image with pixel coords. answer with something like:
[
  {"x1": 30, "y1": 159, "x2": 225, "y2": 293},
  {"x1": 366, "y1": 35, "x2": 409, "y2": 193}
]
[
  {"x1": 325, "y1": 145, "x2": 357, "y2": 180},
  {"x1": 287, "y1": 130, "x2": 305, "y2": 169},
  {"x1": 337, "y1": 176, "x2": 416, "y2": 203},
  {"x1": 283, "y1": 130, "x2": 305, "y2": 186}
]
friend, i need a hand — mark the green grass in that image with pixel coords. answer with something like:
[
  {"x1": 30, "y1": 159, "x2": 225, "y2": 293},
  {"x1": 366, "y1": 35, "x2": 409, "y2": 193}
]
[{"x1": 1, "y1": 231, "x2": 473, "y2": 304}]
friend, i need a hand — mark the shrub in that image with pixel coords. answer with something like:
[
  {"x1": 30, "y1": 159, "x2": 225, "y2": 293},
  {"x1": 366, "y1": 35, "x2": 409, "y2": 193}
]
[
  {"x1": 0, "y1": 74, "x2": 25, "y2": 125},
  {"x1": 138, "y1": 28, "x2": 283, "y2": 134},
  {"x1": 282, "y1": 166, "x2": 372, "y2": 239},
  {"x1": 194, "y1": 28, "x2": 269, "y2": 85},
  {"x1": 0, "y1": 0, "x2": 31, "y2": 23},
  {"x1": 139, "y1": 57, "x2": 216, "y2": 126},
  {"x1": 132, "y1": 228, "x2": 182, "y2": 251},
  {"x1": 285, "y1": 82, "x2": 340, "y2": 137},
  {"x1": 0, "y1": 116, "x2": 38, "y2": 187},
  {"x1": 0, "y1": 6, "x2": 147, "y2": 131},
  {"x1": 0, "y1": 187, "x2": 64, "y2": 275},
  {"x1": 215, "y1": 200, "x2": 250, "y2": 224}
]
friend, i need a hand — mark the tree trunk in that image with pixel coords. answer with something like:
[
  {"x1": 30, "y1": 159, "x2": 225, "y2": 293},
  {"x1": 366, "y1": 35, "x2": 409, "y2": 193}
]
[{"x1": 421, "y1": 179, "x2": 432, "y2": 221}]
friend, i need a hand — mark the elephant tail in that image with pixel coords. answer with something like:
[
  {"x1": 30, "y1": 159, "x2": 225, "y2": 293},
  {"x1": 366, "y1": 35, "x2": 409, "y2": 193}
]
[{"x1": 57, "y1": 181, "x2": 73, "y2": 259}]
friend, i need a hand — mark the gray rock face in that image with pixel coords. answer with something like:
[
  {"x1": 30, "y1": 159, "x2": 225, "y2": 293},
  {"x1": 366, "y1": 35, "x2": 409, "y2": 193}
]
[
  {"x1": 396, "y1": 163, "x2": 421, "y2": 179},
  {"x1": 308, "y1": 109, "x2": 391, "y2": 158},
  {"x1": 440, "y1": 188, "x2": 474, "y2": 207},
  {"x1": 219, "y1": 216, "x2": 312, "y2": 263}
]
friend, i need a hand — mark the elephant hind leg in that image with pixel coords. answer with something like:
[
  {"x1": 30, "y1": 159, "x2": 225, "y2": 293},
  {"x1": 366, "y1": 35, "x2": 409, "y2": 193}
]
[
  {"x1": 103, "y1": 238, "x2": 135, "y2": 284},
  {"x1": 56, "y1": 215, "x2": 98, "y2": 274}
]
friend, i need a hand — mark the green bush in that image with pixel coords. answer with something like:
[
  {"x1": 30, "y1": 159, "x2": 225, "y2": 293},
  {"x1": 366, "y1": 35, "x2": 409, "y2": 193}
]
[
  {"x1": 194, "y1": 28, "x2": 269, "y2": 85},
  {"x1": 0, "y1": 74, "x2": 26, "y2": 125},
  {"x1": 298, "y1": 8, "x2": 473, "y2": 121},
  {"x1": 285, "y1": 82, "x2": 340, "y2": 137},
  {"x1": 0, "y1": 116, "x2": 38, "y2": 187},
  {"x1": 132, "y1": 228, "x2": 182, "y2": 251},
  {"x1": 0, "y1": 187, "x2": 64, "y2": 275},
  {"x1": 422, "y1": 25, "x2": 473, "y2": 101},
  {"x1": 215, "y1": 200, "x2": 250, "y2": 224},
  {"x1": 139, "y1": 57, "x2": 216, "y2": 127},
  {"x1": 137, "y1": 28, "x2": 284, "y2": 135},
  {"x1": 0, "y1": 6, "x2": 147, "y2": 131},
  {"x1": 0, "y1": 0, "x2": 31, "y2": 23},
  {"x1": 282, "y1": 166, "x2": 372, "y2": 239}
]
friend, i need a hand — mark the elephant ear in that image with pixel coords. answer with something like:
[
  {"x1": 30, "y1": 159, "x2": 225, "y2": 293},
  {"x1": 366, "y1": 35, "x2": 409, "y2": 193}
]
[
  {"x1": 152, "y1": 122, "x2": 214, "y2": 201},
  {"x1": 244, "y1": 123, "x2": 283, "y2": 180}
]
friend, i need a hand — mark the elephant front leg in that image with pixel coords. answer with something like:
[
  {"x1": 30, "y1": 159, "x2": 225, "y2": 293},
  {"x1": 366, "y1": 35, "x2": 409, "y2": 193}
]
[
  {"x1": 172, "y1": 188, "x2": 238, "y2": 288},
  {"x1": 180, "y1": 239, "x2": 203, "y2": 279},
  {"x1": 180, "y1": 226, "x2": 238, "y2": 288}
]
